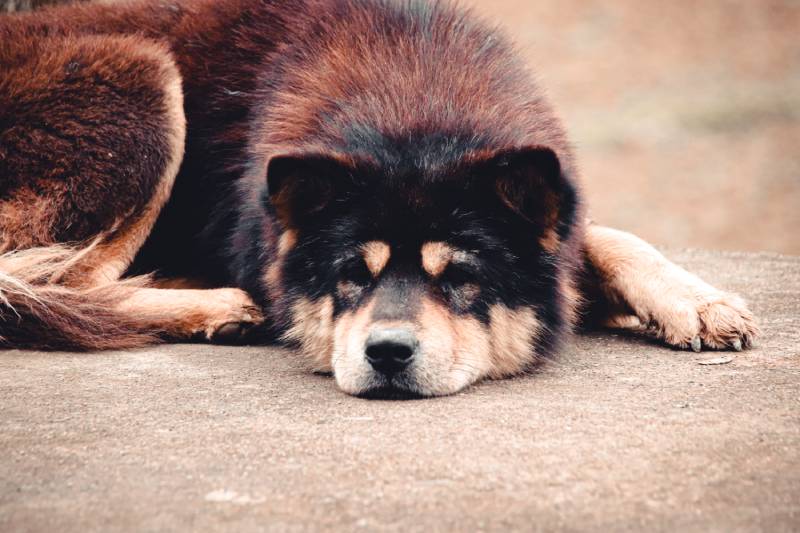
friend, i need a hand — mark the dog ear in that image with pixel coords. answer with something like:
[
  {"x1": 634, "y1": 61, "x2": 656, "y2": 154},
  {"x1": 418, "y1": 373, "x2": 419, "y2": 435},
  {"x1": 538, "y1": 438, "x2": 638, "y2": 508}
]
[
  {"x1": 266, "y1": 154, "x2": 352, "y2": 227},
  {"x1": 485, "y1": 147, "x2": 578, "y2": 251}
]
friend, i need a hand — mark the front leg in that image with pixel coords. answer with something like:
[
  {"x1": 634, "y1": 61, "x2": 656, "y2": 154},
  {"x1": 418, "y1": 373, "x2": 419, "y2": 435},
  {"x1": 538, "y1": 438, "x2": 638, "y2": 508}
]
[
  {"x1": 115, "y1": 286, "x2": 265, "y2": 343},
  {"x1": 582, "y1": 223, "x2": 759, "y2": 351}
]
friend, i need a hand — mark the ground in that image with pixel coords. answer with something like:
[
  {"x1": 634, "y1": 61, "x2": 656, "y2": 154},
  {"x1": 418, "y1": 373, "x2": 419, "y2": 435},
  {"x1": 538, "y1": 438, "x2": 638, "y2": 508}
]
[{"x1": 1, "y1": 250, "x2": 798, "y2": 532}]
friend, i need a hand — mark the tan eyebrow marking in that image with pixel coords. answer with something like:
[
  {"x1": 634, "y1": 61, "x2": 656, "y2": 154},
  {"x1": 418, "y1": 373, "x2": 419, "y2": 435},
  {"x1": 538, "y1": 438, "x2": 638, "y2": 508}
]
[
  {"x1": 421, "y1": 241, "x2": 455, "y2": 278},
  {"x1": 361, "y1": 240, "x2": 391, "y2": 277}
]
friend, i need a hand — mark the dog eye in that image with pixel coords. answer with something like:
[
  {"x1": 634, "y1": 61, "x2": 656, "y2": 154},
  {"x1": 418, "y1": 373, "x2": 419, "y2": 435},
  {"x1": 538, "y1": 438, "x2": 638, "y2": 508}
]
[
  {"x1": 341, "y1": 259, "x2": 373, "y2": 286},
  {"x1": 439, "y1": 266, "x2": 481, "y2": 310},
  {"x1": 439, "y1": 265, "x2": 474, "y2": 287}
]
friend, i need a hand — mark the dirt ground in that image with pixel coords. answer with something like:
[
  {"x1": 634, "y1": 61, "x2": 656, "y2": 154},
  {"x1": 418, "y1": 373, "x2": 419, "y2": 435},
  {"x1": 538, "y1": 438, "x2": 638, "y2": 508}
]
[
  {"x1": 1, "y1": 250, "x2": 798, "y2": 532},
  {"x1": 3, "y1": 0, "x2": 799, "y2": 252}
]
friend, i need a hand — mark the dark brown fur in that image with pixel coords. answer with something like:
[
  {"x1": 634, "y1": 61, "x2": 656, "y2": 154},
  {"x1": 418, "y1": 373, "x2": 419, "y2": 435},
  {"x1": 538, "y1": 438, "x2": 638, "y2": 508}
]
[
  {"x1": 0, "y1": 11, "x2": 191, "y2": 349},
  {"x1": 0, "y1": 32, "x2": 178, "y2": 247}
]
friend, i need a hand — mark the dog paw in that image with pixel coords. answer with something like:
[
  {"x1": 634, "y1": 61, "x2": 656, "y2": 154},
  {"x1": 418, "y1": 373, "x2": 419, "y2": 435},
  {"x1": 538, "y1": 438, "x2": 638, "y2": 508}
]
[
  {"x1": 646, "y1": 292, "x2": 759, "y2": 352},
  {"x1": 201, "y1": 289, "x2": 265, "y2": 344},
  {"x1": 207, "y1": 315, "x2": 262, "y2": 344}
]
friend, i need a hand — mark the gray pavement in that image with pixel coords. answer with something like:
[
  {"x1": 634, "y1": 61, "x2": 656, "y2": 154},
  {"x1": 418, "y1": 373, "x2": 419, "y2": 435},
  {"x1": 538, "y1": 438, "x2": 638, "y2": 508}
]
[{"x1": 1, "y1": 249, "x2": 798, "y2": 532}]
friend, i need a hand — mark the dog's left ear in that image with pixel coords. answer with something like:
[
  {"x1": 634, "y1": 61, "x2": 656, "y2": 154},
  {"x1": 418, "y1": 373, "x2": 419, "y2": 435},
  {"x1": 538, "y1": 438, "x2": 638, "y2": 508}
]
[
  {"x1": 265, "y1": 153, "x2": 352, "y2": 228},
  {"x1": 484, "y1": 146, "x2": 579, "y2": 250}
]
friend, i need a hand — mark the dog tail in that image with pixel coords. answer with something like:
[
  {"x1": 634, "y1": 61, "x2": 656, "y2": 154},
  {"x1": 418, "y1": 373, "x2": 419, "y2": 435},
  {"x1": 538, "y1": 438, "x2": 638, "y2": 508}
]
[{"x1": 0, "y1": 245, "x2": 160, "y2": 351}]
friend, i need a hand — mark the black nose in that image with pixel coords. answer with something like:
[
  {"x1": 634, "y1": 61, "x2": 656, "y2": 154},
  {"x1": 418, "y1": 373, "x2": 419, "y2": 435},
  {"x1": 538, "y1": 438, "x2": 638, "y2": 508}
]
[{"x1": 365, "y1": 328, "x2": 418, "y2": 375}]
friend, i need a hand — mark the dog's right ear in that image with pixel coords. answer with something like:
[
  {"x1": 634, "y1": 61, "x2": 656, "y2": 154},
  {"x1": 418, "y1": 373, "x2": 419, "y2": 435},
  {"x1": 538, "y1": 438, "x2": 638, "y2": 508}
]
[{"x1": 265, "y1": 154, "x2": 352, "y2": 227}]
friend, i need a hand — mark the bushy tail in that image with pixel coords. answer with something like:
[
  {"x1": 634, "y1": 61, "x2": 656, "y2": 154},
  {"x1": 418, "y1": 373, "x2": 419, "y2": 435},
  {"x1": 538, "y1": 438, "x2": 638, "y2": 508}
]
[{"x1": 0, "y1": 246, "x2": 160, "y2": 351}]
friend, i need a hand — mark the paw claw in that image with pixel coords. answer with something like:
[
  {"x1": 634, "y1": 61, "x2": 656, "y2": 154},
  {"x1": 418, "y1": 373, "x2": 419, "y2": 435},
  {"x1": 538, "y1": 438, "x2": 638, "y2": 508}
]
[
  {"x1": 626, "y1": 290, "x2": 757, "y2": 353},
  {"x1": 691, "y1": 336, "x2": 702, "y2": 352}
]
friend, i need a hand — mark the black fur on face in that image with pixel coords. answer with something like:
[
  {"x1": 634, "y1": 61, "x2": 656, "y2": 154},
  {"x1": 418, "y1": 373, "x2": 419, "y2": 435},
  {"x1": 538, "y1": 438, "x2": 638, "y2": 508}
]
[
  {"x1": 278, "y1": 150, "x2": 572, "y2": 313},
  {"x1": 238, "y1": 132, "x2": 579, "y2": 397}
]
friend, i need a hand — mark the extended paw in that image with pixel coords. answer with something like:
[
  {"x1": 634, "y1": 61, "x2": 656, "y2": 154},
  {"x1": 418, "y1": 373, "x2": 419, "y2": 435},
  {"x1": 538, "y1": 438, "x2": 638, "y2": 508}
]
[
  {"x1": 207, "y1": 312, "x2": 263, "y2": 344},
  {"x1": 693, "y1": 295, "x2": 759, "y2": 351},
  {"x1": 200, "y1": 289, "x2": 265, "y2": 344},
  {"x1": 646, "y1": 292, "x2": 759, "y2": 352}
]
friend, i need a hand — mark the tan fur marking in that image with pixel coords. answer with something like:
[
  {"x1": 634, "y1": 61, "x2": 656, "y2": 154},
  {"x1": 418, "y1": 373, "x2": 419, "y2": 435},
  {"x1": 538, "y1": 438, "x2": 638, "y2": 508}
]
[
  {"x1": 539, "y1": 228, "x2": 560, "y2": 254},
  {"x1": 115, "y1": 287, "x2": 262, "y2": 340},
  {"x1": 558, "y1": 271, "x2": 583, "y2": 329},
  {"x1": 334, "y1": 298, "x2": 377, "y2": 362},
  {"x1": 361, "y1": 240, "x2": 390, "y2": 278},
  {"x1": 331, "y1": 297, "x2": 378, "y2": 384},
  {"x1": 421, "y1": 241, "x2": 454, "y2": 278},
  {"x1": 283, "y1": 296, "x2": 335, "y2": 371},
  {"x1": 415, "y1": 297, "x2": 452, "y2": 352},
  {"x1": 333, "y1": 294, "x2": 494, "y2": 396},
  {"x1": 488, "y1": 305, "x2": 541, "y2": 378},
  {"x1": 0, "y1": 190, "x2": 58, "y2": 253},
  {"x1": 277, "y1": 229, "x2": 298, "y2": 256},
  {"x1": 453, "y1": 282, "x2": 481, "y2": 310},
  {"x1": 415, "y1": 297, "x2": 491, "y2": 392},
  {"x1": 264, "y1": 229, "x2": 298, "y2": 300}
]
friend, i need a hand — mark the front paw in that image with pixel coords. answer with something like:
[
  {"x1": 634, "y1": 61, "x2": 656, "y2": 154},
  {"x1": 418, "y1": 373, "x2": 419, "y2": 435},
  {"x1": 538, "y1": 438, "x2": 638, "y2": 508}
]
[
  {"x1": 201, "y1": 289, "x2": 265, "y2": 344},
  {"x1": 648, "y1": 292, "x2": 759, "y2": 352},
  {"x1": 207, "y1": 311, "x2": 264, "y2": 344}
]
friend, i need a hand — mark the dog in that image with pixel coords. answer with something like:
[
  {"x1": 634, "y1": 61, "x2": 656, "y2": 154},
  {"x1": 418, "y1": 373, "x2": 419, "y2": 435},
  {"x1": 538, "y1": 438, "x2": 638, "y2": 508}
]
[{"x1": 0, "y1": 0, "x2": 758, "y2": 397}]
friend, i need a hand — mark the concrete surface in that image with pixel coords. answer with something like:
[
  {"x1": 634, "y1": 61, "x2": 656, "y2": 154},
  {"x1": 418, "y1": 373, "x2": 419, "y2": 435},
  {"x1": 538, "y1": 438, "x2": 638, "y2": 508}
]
[{"x1": 1, "y1": 249, "x2": 798, "y2": 532}]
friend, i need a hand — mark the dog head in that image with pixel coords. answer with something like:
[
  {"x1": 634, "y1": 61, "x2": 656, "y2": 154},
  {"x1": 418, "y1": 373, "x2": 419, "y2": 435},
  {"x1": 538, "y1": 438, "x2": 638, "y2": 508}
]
[
  {"x1": 238, "y1": 0, "x2": 583, "y2": 396},
  {"x1": 258, "y1": 144, "x2": 580, "y2": 397}
]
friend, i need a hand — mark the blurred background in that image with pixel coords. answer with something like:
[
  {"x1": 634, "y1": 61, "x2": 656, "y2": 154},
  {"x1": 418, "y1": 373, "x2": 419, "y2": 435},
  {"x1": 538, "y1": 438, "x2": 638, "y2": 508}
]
[
  {"x1": 5, "y1": 0, "x2": 799, "y2": 254},
  {"x1": 465, "y1": 0, "x2": 800, "y2": 255}
]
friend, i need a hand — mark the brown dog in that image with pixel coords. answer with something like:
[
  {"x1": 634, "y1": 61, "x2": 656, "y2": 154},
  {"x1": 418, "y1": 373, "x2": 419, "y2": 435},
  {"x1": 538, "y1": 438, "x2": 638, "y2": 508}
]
[{"x1": 0, "y1": 0, "x2": 757, "y2": 397}]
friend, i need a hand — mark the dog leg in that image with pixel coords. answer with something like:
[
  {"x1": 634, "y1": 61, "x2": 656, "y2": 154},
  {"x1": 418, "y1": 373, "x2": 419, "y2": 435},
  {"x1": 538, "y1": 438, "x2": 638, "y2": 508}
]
[
  {"x1": 113, "y1": 286, "x2": 265, "y2": 343},
  {"x1": 583, "y1": 223, "x2": 759, "y2": 351}
]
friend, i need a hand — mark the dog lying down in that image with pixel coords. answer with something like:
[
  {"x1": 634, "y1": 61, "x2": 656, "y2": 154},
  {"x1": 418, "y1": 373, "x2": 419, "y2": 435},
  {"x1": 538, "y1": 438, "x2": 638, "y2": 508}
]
[{"x1": 0, "y1": 0, "x2": 758, "y2": 397}]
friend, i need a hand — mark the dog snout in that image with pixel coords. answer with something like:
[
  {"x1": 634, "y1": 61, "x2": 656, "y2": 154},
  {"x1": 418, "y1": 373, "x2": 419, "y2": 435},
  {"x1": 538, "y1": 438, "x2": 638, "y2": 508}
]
[{"x1": 365, "y1": 327, "x2": 418, "y2": 375}]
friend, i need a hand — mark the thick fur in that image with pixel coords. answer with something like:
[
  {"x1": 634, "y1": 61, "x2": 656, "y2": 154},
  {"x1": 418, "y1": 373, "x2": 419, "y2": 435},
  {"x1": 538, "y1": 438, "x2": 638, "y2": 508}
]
[
  {"x1": 0, "y1": 0, "x2": 757, "y2": 396},
  {"x1": 0, "y1": 246, "x2": 159, "y2": 350}
]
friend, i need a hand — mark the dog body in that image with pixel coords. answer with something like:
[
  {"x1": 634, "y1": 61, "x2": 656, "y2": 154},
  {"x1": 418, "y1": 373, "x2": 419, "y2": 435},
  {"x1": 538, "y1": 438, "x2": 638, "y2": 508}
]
[{"x1": 0, "y1": 0, "x2": 757, "y2": 396}]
